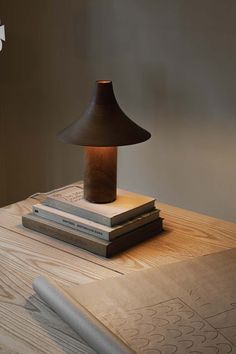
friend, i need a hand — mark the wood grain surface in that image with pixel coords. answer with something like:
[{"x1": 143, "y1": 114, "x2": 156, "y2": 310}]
[{"x1": 1, "y1": 187, "x2": 236, "y2": 353}]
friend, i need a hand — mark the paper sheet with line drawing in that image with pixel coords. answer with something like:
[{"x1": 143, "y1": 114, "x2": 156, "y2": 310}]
[{"x1": 66, "y1": 248, "x2": 236, "y2": 353}]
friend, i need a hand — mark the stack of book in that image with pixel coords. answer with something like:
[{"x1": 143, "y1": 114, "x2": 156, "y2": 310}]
[{"x1": 22, "y1": 183, "x2": 163, "y2": 257}]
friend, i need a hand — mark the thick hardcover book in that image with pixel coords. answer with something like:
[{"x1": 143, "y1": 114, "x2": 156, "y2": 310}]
[
  {"x1": 33, "y1": 203, "x2": 160, "y2": 241},
  {"x1": 43, "y1": 185, "x2": 156, "y2": 227},
  {"x1": 22, "y1": 214, "x2": 163, "y2": 257}
]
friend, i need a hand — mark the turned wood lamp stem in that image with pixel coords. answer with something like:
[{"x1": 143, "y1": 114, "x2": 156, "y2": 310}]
[{"x1": 84, "y1": 146, "x2": 117, "y2": 203}]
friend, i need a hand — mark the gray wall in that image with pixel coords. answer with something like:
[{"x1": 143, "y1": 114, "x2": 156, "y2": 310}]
[{"x1": 0, "y1": 0, "x2": 236, "y2": 222}]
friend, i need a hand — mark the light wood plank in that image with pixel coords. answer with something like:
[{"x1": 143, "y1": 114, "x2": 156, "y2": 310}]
[
  {"x1": 0, "y1": 227, "x2": 118, "y2": 285},
  {"x1": 1, "y1": 191, "x2": 236, "y2": 353},
  {"x1": 0, "y1": 210, "x2": 127, "y2": 275},
  {"x1": 2, "y1": 197, "x2": 236, "y2": 272},
  {"x1": 0, "y1": 224, "x2": 117, "y2": 354},
  {"x1": 0, "y1": 250, "x2": 95, "y2": 354}
]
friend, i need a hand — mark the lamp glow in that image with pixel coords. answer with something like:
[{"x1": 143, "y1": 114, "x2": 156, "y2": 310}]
[{"x1": 58, "y1": 80, "x2": 151, "y2": 203}]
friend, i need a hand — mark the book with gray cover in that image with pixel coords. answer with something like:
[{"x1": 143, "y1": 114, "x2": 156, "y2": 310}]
[
  {"x1": 43, "y1": 184, "x2": 156, "y2": 227},
  {"x1": 33, "y1": 203, "x2": 160, "y2": 241}
]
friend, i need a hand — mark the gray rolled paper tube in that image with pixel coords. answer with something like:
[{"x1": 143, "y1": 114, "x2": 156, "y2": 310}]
[{"x1": 33, "y1": 276, "x2": 135, "y2": 354}]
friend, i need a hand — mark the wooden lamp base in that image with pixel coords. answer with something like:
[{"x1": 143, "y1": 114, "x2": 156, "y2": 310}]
[{"x1": 84, "y1": 146, "x2": 117, "y2": 203}]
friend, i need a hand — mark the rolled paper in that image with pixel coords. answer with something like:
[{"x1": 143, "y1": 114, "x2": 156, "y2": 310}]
[{"x1": 33, "y1": 276, "x2": 135, "y2": 354}]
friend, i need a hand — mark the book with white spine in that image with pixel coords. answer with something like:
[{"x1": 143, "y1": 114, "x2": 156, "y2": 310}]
[
  {"x1": 22, "y1": 214, "x2": 163, "y2": 257},
  {"x1": 33, "y1": 203, "x2": 160, "y2": 241},
  {"x1": 43, "y1": 185, "x2": 156, "y2": 227}
]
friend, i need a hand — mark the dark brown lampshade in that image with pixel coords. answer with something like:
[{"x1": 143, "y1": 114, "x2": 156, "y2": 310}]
[{"x1": 57, "y1": 80, "x2": 151, "y2": 147}]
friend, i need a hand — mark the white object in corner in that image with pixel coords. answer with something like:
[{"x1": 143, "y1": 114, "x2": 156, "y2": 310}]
[{"x1": 0, "y1": 24, "x2": 5, "y2": 52}]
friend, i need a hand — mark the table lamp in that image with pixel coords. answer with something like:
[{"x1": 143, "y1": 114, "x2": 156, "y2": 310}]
[{"x1": 58, "y1": 80, "x2": 151, "y2": 203}]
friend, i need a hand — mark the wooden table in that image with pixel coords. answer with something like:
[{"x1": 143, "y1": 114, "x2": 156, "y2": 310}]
[{"x1": 0, "y1": 191, "x2": 236, "y2": 354}]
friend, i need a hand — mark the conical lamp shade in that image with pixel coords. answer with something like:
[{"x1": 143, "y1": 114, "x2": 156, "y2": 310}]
[{"x1": 57, "y1": 80, "x2": 151, "y2": 147}]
